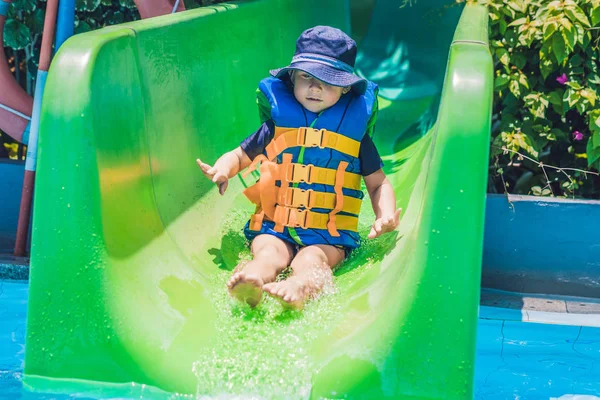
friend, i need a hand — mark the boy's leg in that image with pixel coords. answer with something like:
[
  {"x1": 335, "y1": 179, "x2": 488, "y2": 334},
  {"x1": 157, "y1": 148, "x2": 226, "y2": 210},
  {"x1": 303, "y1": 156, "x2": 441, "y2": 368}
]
[
  {"x1": 227, "y1": 234, "x2": 295, "y2": 307},
  {"x1": 263, "y1": 244, "x2": 345, "y2": 309}
]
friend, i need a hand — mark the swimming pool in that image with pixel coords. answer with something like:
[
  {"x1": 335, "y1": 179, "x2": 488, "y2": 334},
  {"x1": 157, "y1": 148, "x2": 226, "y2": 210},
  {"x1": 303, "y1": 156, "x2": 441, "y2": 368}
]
[{"x1": 1, "y1": 279, "x2": 599, "y2": 399}]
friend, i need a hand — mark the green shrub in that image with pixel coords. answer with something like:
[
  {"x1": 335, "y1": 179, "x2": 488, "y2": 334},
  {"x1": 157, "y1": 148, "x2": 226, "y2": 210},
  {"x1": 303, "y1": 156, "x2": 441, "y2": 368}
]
[{"x1": 486, "y1": 0, "x2": 600, "y2": 198}]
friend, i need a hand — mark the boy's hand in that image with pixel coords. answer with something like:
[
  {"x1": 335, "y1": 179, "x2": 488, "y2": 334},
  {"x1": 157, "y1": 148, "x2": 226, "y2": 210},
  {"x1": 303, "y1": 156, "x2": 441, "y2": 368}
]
[
  {"x1": 368, "y1": 208, "x2": 402, "y2": 239},
  {"x1": 196, "y1": 158, "x2": 229, "y2": 195}
]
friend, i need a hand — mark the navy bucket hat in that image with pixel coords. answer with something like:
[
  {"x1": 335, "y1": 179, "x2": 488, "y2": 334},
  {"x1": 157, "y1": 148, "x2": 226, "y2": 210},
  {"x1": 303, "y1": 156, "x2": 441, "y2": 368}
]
[{"x1": 270, "y1": 26, "x2": 368, "y2": 95}]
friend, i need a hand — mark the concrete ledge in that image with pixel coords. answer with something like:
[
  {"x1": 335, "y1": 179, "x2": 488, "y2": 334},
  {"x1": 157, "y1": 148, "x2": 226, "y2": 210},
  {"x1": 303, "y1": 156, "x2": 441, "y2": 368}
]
[
  {"x1": 0, "y1": 256, "x2": 29, "y2": 281},
  {"x1": 480, "y1": 306, "x2": 600, "y2": 328}
]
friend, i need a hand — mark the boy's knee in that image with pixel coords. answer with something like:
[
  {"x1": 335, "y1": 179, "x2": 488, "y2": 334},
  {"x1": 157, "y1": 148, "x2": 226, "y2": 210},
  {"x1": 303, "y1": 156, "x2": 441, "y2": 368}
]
[
  {"x1": 255, "y1": 244, "x2": 288, "y2": 261},
  {"x1": 292, "y1": 247, "x2": 328, "y2": 267}
]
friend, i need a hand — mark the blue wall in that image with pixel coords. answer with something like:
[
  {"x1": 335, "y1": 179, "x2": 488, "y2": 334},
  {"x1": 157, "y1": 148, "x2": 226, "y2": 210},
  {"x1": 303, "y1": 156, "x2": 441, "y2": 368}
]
[
  {"x1": 483, "y1": 194, "x2": 600, "y2": 298},
  {"x1": 0, "y1": 160, "x2": 24, "y2": 253}
]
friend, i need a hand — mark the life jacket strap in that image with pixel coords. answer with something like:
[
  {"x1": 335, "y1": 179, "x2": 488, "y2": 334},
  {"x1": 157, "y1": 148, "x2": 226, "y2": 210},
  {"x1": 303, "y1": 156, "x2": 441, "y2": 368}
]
[
  {"x1": 266, "y1": 127, "x2": 361, "y2": 160},
  {"x1": 277, "y1": 187, "x2": 362, "y2": 215},
  {"x1": 249, "y1": 207, "x2": 265, "y2": 231},
  {"x1": 327, "y1": 161, "x2": 349, "y2": 237},
  {"x1": 284, "y1": 163, "x2": 361, "y2": 191},
  {"x1": 271, "y1": 206, "x2": 359, "y2": 232},
  {"x1": 273, "y1": 153, "x2": 293, "y2": 233}
]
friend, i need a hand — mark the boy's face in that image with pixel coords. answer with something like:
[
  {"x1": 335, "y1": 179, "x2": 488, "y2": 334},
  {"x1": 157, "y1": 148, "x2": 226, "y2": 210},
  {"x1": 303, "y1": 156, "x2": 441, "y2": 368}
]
[{"x1": 291, "y1": 71, "x2": 350, "y2": 113}]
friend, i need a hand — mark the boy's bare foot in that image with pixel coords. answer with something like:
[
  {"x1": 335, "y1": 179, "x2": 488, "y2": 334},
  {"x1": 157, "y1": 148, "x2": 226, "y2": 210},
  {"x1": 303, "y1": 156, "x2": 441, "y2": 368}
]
[
  {"x1": 263, "y1": 277, "x2": 309, "y2": 310},
  {"x1": 227, "y1": 272, "x2": 264, "y2": 307}
]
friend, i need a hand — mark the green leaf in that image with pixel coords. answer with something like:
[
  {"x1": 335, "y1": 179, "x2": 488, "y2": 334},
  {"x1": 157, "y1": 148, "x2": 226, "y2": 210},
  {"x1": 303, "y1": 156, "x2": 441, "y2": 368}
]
[
  {"x1": 11, "y1": 0, "x2": 36, "y2": 13},
  {"x1": 119, "y1": 0, "x2": 137, "y2": 8},
  {"x1": 568, "y1": 53, "x2": 584, "y2": 67},
  {"x1": 518, "y1": 25, "x2": 537, "y2": 47},
  {"x1": 76, "y1": 0, "x2": 101, "y2": 12},
  {"x1": 539, "y1": 44, "x2": 554, "y2": 79},
  {"x1": 589, "y1": 73, "x2": 600, "y2": 85},
  {"x1": 3, "y1": 20, "x2": 31, "y2": 50},
  {"x1": 576, "y1": 99, "x2": 588, "y2": 114},
  {"x1": 564, "y1": 88, "x2": 581, "y2": 107},
  {"x1": 561, "y1": 26, "x2": 576, "y2": 52},
  {"x1": 524, "y1": 93, "x2": 549, "y2": 118},
  {"x1": 589, "y1": 110, "x2": 600, "y2": 134},
  {"x1": 547, "y1": 90, "x2": 563, "y2": 106},
  {"x1": 543, "y1": 21, "x2": 557, "y2": 40},
  {"x1": 507, "y1": 0, "x2": 524, "y2": 13},
  {"x1": 549, "y1": 128, "x2": 567, "y2": 140},
  {"x1": 585, "y1": 57, "x2": 599, "y2": 74},
  {"x1": 580, "y1": 89, "x2": 597, "y2": 106},
  {"x1": 518, "y1": 73, "x2": 530, "y2": 89},
  {"x1": 586, "y1": 134, "x2": 600, "y2": 168},
  {"x1": 106, "y1": 10, "x2": 125, "y2": 25},
  {"x1": 565, "y1": 6, "x2": 591, "y2": 27},
  {"x1": 74, "y1": 21, "x2": 92, "y2": 34},
  {"x1": 552, "y1": 33, "x2": 568, "y2": 64},
  {"x1": 25, "y1": 8, "x2": 45, "y2": 36},
  {"x1": 566, "y1": 81, "x2": 582, "y2": 90},
  {"x1": 514, "y1": 131, "x2": 539, "y2": 157},
  {"x1": 496, "y1": 48, "x2": 510, "y2": 66},
  {"x1": 508, "y1": 17, "x2": 528, "y2": 27},
  {"x1": 509, "y1": 79, "x2": 521, "y2": 97},
  {"x1": 495, "y1": 74, "x2": 510, "y2": 89},
  {"x1": 101, "y1": 0, "x2": 112, "y2": 6},
  {"x1": 499, "y1": 18, "x2": 507, "y2": 35},
  {"x1": 592, "y1": 6, "x2": 600, "y2": 26},
  {"x1": 512, "y1": 52, "x2": 527, "y2": 69}
]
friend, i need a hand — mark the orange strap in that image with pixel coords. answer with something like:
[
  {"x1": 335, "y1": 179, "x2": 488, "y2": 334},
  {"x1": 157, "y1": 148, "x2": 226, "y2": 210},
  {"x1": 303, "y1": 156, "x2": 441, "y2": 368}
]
[
  {"x1": 273, "y1": 154, "x2": 293, "y2": 232},
  {"x1": 243, "y1": 154, "x2": 269, "y2": 178},
  {"x1": 249, "y1": 207, "x2": 264, "y2": 231},
  {"x1": 242, "y1": 155, "x2": 278, "y2": 229},
  {"x1": 243, "y1": 181, "x2": 261, "y2": 205},
  {"x1": 284, "y1": 163, "x2": 362, "y2": 190},
  {"x1": 271, "y1": 206, "x2": 358, "y2": 232},
  {"x1": 266, "y1": 127, "x2": 361, "y2": 160},
  {"x1": 277, "y1": 187, "x2": 362, "y2": 214},
  {"x1": 326, "y1": 161, "x2": 349, "y2": 237}
]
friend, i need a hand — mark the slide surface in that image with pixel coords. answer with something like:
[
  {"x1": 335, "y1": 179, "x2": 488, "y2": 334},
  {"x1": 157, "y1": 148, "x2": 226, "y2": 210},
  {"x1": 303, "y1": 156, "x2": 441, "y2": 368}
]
[{"x1": 25, "y1": 1, "x2": 493, "y2": 398}]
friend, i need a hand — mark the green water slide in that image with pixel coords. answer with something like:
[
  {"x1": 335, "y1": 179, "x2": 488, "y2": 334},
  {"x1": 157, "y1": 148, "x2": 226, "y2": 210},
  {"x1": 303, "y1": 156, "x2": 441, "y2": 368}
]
[{"x1": 24, "y1": 0, "x2": 493, "y2": 398}]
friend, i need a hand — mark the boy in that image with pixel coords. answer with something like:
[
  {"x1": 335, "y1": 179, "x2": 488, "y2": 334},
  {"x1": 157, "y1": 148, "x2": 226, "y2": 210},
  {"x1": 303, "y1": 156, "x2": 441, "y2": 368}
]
[{"x1": 197, "y1": 26, "x2": 400, "y2": 309}]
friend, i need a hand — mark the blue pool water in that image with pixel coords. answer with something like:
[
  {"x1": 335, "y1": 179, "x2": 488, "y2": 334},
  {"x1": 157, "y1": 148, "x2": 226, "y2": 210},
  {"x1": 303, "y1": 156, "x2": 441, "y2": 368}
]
[{"x1": 2, "y1": 279, "x2": 599, "y2": 399}]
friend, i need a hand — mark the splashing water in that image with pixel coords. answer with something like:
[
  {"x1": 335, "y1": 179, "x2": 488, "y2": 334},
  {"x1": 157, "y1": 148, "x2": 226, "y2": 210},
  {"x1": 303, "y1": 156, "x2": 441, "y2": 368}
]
[{"x1": 189, "y1": 207, "x2": 388, "y2": 399}]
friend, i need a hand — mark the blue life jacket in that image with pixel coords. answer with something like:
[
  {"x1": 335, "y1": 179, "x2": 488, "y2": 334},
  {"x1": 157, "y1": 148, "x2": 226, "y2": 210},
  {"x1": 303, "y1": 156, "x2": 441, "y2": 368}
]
[{"x1": 243, "y1": 77, "x2": 378, "y2": 249}]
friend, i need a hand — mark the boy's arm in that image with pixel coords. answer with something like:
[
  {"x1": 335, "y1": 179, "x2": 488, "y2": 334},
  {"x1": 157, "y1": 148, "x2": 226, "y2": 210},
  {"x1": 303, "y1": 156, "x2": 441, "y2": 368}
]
[
  {"x1": 196, "y1": 146, "x2": 252, "y2": 195},
  {"x1": 364, "y1": 169, "x2": 401, "y2": 239},
  {"x1": 213, "y1": 146, "x2": 252, "y2": 178}
]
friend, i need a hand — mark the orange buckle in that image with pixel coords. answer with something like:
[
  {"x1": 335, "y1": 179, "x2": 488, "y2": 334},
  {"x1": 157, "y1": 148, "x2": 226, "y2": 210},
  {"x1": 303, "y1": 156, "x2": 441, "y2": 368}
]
[
  {"x1": 286, "y1": 188, "x2": 314, "y2": 208},
  {"x1": 298, "y1": 128, "x2": 326, "y2": 149},
  {"x1": 276, "y1": 207, "x2": 309, "y2": 229},
  {"x1": 286, "y1": 163, "x2": 314, "y2": 184},
  {"x1": 288, "y1": 208, "x2": 308, "y2": 229}
]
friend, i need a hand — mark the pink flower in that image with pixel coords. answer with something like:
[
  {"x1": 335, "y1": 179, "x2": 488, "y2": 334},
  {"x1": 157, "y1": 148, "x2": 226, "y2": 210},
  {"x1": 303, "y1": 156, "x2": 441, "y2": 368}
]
[
  {"x1": 556, "y1": 73, "x2": 568, "y2": 85},
  {"x1": 573, "y1": 131, "x2": 584, "y2": 141}
]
